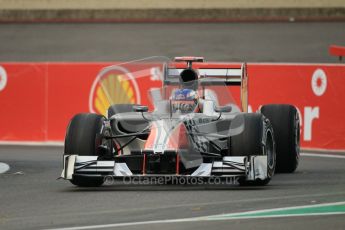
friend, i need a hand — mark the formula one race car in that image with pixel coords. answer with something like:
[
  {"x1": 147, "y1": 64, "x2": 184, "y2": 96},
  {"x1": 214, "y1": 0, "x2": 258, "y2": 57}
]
[{"x1": 61, "y1": 56, "x2": 300, "y2": 187}]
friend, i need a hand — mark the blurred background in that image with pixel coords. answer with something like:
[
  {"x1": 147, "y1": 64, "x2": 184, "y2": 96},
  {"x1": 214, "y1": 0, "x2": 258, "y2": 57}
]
[
  {"x1": 0, "y1": 0, "x2": 344, "y2": 62},
  {"x1": 0, "y1": 1, "x2": 345, "y2": 230}
]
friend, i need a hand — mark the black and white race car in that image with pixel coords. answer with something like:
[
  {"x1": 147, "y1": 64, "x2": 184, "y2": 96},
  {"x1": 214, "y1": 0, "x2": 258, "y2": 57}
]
[{"x1": 61, "y1": 56, "x2": 300, "y2": 187}]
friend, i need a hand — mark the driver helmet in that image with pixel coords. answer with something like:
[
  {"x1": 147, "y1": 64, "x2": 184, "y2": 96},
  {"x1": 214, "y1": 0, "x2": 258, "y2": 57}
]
[{"x1": 171, "y1": 89, "x2": 199, "y2": 113}]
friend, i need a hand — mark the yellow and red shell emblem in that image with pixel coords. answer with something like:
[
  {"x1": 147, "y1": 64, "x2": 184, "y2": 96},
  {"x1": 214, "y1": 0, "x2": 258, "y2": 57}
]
[{"x1": 89, "y1": 66, "x2": 140, "y2": 116}]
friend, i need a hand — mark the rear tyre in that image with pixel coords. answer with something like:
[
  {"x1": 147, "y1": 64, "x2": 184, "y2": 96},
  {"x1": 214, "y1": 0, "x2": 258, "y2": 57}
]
[
  {"x1": 64, "y1": 113, "x2": 105, "y2": 187},
  {"x1": 261, "y1": 104, "x2": 300, "y2": 173},
  {"x1": 230, "y1": 113, "x2": 276, "y2": 186},
  {"x1": 107, "y1": 104, "x2": 138, "y2": 118}
]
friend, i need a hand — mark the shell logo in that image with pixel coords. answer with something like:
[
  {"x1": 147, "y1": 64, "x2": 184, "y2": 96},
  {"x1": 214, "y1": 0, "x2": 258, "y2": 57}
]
[{"x1": 89, "y1": 66, "x2": 141, "y2": 116}]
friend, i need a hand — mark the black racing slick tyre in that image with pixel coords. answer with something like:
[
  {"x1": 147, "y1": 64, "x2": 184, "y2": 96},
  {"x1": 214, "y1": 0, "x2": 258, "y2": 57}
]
[
  {"x1": 64, "y1": 113, "x2": 105, "y2": 187},
  {"x1": 261, "y1": 104, "x2": 300, "y2": 173},
  {"x1": 107, "y1": 104, "x2": 138, "y2": 118},
  {"x1": 230, "y1": 113, "x2": 276, "y2": 186}
]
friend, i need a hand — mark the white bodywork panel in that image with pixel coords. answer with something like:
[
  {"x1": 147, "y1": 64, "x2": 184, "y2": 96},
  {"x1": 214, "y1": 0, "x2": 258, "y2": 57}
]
[
  {"x1": 114, "y1": 163, "x2": 133, "y2": 176},
  {"x1": 191, "y1": 163, "x2": 212, "y2": 176},
  {"x1": 61, "y1": 155, "x2": 77, "y2": 180},
  {"x1": 247, "y1": 156, "x2": 268, "y2": 180}
]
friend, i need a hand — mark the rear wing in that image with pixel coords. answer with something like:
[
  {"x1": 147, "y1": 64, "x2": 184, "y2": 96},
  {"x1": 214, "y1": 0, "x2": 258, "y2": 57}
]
[
  {"x1": 165, "y1": 67, "x2": 243, "y2": 86},
  {"x1": 163, "y1": 62, "x2": 248, "y2": 112}
]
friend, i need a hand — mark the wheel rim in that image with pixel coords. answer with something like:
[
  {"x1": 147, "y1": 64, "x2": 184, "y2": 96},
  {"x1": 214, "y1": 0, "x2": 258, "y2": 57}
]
[
  {"x1": 266, "y1": 130, "x2": 275, "y2": 177},
  {"x1": 295, "y1": 112, "x2": 300, "y2": 158}
]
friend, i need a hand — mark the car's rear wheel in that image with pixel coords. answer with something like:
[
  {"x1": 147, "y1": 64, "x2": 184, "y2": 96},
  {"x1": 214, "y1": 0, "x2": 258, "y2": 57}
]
[
  {"x1": 261, "y1": 104, "x2": 300, "y2": 173},
  {"x1": 230, "y1": 113, "x2": 276, "y2": 186},
  {"x1": 64, "y1": 113, "x2": 105, "y2": 187}
]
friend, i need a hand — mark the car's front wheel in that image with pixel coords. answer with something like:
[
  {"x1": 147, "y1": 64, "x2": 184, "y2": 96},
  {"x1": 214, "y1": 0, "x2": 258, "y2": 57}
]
[
  {"x1": 64, "y1": 113, "x2": 105, "y2": 187},
  {"x1": 230, "y1": 113, "x2": 276, "y2": 186}
]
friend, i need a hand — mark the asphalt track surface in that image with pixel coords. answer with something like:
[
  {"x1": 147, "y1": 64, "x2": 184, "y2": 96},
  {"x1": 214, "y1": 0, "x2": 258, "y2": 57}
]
[
  {"x1": 0, "y1": 22, "x2": 345, "y2": 230},
  {"x1": 0, "y1": 146, "x2": 345, "y2": 230}
]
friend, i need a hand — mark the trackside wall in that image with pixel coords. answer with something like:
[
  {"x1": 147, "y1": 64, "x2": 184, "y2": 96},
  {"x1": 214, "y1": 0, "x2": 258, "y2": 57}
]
[{"x1": 0, "y1": 62, "x2": 344, "y2": 151}]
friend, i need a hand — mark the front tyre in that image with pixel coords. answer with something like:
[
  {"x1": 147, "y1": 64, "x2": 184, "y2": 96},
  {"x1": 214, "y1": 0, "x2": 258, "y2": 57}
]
[
  {"x1": 64, "y1": 113, "x2": 105, "y2": 187},
  {"x1": 230, "y1": 113, "x2": 276, "y2": 186}
]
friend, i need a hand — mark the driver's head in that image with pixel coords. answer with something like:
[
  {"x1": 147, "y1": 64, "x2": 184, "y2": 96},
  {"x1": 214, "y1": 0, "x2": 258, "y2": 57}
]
[
  {"x1": 179, "y1": 68, "x2": 198, "y2": 90},
  {"x1": 171, "y1": 89, "x2": 198, "y2": 113}
]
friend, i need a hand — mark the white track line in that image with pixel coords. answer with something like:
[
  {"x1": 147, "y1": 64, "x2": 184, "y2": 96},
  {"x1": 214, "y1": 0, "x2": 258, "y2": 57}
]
[
  {"x1": 301, "y1": 153, "x2": 345, "y2": 159},
  {"x1": 6, "y1": 191, "x2": 344, "y2": 222},
  {"x1": 0, "y1": 141, "x2": 63, "y2": 146},
  {"x1": 206, "y1": 212, "x2": 345, "y2": 220},
  {"x1": 207, "y1": 201, "x2": 345, "y2": 218},
  {"x1": 44, "y1": 201, "x2": 345, "y2": 230},
  {"x1": 0, "y1": 162, "x2": 10, "y2": 174}
]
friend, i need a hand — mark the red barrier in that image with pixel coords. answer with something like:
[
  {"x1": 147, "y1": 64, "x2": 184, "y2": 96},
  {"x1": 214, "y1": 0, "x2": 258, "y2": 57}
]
[
  {"x1": 0, "y1": 64, "x2": 47, "y2": 140},
  {"x1": 0, "y1": 62, "x2": 344, "y2": 151},
  {"x1": 248, "y1": 64, "x2": 345, "y2": 150}
]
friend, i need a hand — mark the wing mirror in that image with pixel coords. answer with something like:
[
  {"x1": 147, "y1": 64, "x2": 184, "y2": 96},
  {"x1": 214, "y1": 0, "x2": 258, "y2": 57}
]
[
  {"x1": 214, "y1": 105, "x2": 232, "y2": 113},
  {"x1": 133, "y1": 105, "x2": 148, "y2": 113}
]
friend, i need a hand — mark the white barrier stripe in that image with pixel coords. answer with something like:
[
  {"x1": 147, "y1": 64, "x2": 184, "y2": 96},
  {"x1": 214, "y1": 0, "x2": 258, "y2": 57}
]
[
  {"x1": 301, "y1": 153, "x2": 345, "y2": 159},
  {"x1": 0, "y1": 141, "x2": 344, "y2": 153},
  {"x1": 302, "y1": 147, "x2": 345, "y2": 154},
  {"x1": 0, "y1": 141, "x2": 64, "y2": 146},
  {"x1": 1, "y1": 141, "x2": 345, "y2": 158}
]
